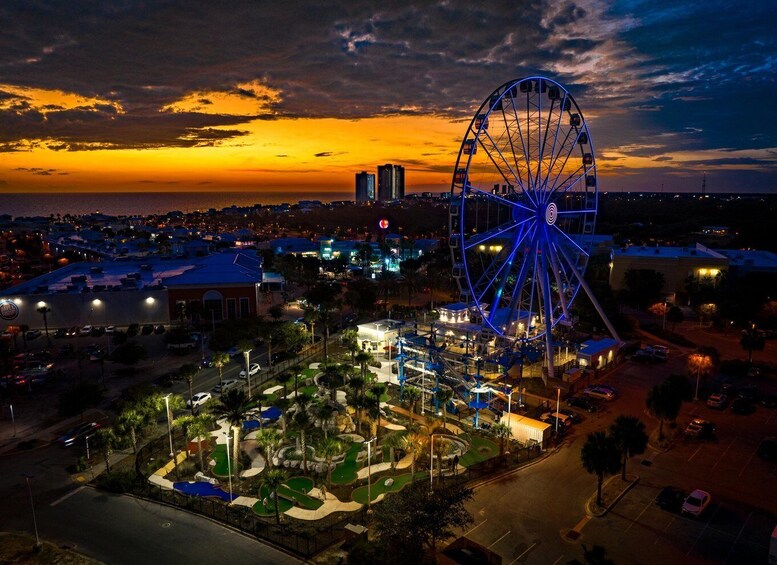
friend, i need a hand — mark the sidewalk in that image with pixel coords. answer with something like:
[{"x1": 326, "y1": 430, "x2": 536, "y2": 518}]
[{"x1": 0, "y1": 407, "x2": 110, "y2": 455}]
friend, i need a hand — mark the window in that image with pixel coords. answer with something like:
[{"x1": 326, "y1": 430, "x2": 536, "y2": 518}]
[
  {"x1": 226, "y1": 298, "x2": 237, "y2": 320},
  {"x1": 239, "y1": 297, "x2": 250, "y2": 318},
  {"x1": 203, "y1": 300, "x2": 222, "y2": 321}
]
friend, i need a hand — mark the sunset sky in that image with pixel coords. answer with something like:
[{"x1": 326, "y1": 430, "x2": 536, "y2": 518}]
[{"x1": 1, "y1": 1, "x2": 776, "y2": 195}]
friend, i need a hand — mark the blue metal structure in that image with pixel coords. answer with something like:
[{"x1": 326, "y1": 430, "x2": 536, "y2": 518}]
[{"x1": 449, "y1": 77, "x2": 619, "y2": 383}]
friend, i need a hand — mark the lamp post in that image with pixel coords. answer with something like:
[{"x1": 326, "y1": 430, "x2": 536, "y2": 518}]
[
  {"x1": 363, "y1": 436, "x2": 377, "y2": 508},
  {"x1": 430, "y1": 433, "x2": 436, "y2": 492},
  {"x1": 10, "y1": 404, "x2": 16, "y2": 437},
  {"x1": 506, "y1": 386, "x2": 515, "y2": 427},
  {"x1": 662, "y1": 301, "x2": 668, "y2": 331},
  {"x1": 23, "y1": 474, "x2": 40, "y2": 548},
  {"x1": 224, "y1": 430, "x2": 233, "y2": 502},
  {"x1": 243, "y1": 349, "x2": 253, "y2": 397},
  {"x1": 163, "y1": 394, "x2": 174, "y2": 458},
  {"x1": 555, "y1": 387, "x2": 561, "y2": 435}
]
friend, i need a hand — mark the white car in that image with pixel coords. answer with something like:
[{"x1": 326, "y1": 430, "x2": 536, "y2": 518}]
[
  {"x1": 681, "y1": 489, "x2": 711, "y2": 517},
  {"x1": 187, "y1": 392, "x2": 212, "y2": 408},
  {"x1": 583, "y1": 385, "x2": 616, "y2": 401},
  {"x1": 212, "y1": 379, "x2": 239, "y2": 394},
  {"x1": 105, "y1": 326, "x2": 116, "y2": 334},
  {"x1": 79, "y1": 325, "x2": 93, "y2": 336},
  {"x1": 540, "y1": 411, "x2": 574, "y2": 427},
  {"x1": 706, "y1": 393, "x2": 728, "y2": 409},
  {"x1": 239, "y1": 363, "x2": 261, "y2": 379}
]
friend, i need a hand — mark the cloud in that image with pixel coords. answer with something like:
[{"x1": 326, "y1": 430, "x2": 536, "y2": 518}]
[
  {"x1": 13, "y1": 167, "x2": 66, "y2": 176},
  {"x1": 314, "y1": 152, "x2": 333, "y2": 157}
]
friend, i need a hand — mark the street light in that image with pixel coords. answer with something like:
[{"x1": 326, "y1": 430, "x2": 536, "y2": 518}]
[
  {"x1": 555, "y1": 387, "x2": 561, "y2": 435},
  {"x1": 505, "y1": 386, "x2": 515, "y2": 427},
  {"x1": 363, "y1": 436, "x2": 377, "y2": 508},
  {"x1": 24, "y1": 474, "x2": 41, "y2": 548},
  {"x1": 224, "y1": 430, "x2": 233, "y2": 502},
  {"x1": 10, "y1": 404, "x2": 15, "y2": 437},
  {"x1": 243, "y1": 349, "x2": 253, "y2": 397},
  {"x1": 163, "y1": 394, "x2": 174, "y2": 458},
  {"x1": 430, "y1": 433, "x2": 437, "y2": 492}
]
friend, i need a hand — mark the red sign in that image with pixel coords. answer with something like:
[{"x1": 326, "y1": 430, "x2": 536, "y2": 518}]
[{"x1": 378, "y1": 218, "x2": 390, "y2": 230}]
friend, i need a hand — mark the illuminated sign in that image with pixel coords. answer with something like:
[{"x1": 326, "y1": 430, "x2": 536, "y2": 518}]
[
  {"x1": 378, "y1": 218, "x2": 390, "y2": 230},
  {"x1": 0, "y1": 299, "x2": 20, "y2": 320}
]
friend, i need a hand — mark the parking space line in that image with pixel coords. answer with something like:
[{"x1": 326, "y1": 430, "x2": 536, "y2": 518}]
[
  {"x1": 687, "y1": 445, "x2": 702, "y2": 463},
  {"x1": 686, "y1": 503, "x2": 721, "y2": 556},
  {"x1": 464, "y1": 518, "x2": 487, "y2": 535},
  {"x1": 50, "y1": 486, "x2": 84, "y2": 507},
  {"x1": 712, "y1": 439, "x2": 736, "y2": 470},
  {"x1": 737, "y1": 445, "x2": 760, "y2": 477},
  {"x1": 654, "y1": 516, "x2": 676, "y2": 545},
  {"x1": 725, "y1": 511, "x2": 752, "y2": 561},
  {"x1": 488, "y1": 530, "x2": 511, "y2": 549},
  {"x1": 507, "y1": 541, "x2": 537, "y2": 564},
  {"x1": 625, "y1": 495, "x2": 655, "y2": 532}
]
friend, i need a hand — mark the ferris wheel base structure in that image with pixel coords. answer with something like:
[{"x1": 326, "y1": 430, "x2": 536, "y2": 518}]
[{"x1": 448, "y1": 76, "x2": 619, "y2": 384}]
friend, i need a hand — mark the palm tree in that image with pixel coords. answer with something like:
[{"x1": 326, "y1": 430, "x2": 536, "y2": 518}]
[
  {"x1": 214, "y1": 389, "x2": 251, "y2": 482},
  {"x1": 400, "y1": 432, "x2": 426, "y2": 481},
  {"x1": 173, "y1": 414, "x2": 195, "y2": 463},
  {"x1": 179, "y1": 363, "x2": 199, "y2": 414},
  {"x1": 369, "y1": 383, "x2": 387, "y2": 436},
  {"x1": 290, "y1": 408, "x2": 312, "y2": 473},
  {"x1": 403, "y1": 386, "x2": 422, "y2": 427},
  {"x1": 36, "y1": 305, "x2": 51, "y2": 341},
  {"x1": 311, "y1": 401, "x2": 336, "y2": 439},
  {"x1": 92, "y1": 428, "x2": 118, "y2": 475},
  {"x1": 436, "y1": 388, "x2": 454, "y2": 431},
  {"x1": 341, "y1": 328, "x2": 359, "y2": 361},
  {"x1": 263, "y1": 469, "x2": 287, "y2": 525},
  {"x1": 646, "y1": 383, "x2": 682, "y2": 440},
  {"x1": 212, "y1": 351, "x2": 230, "y2": 387},
  {"x1": 491, "y1": 422, "x2": 512, "y2": 458},
  {"x1": 402, "y1": 270, "x2": 424, "y2": 307},
  {"x1": 317, "y1": 437, "x2": 344, "y2": 488},
  {"x1": 321, "y1": 362, "x2": 346, "y2": 401},
  {"x1": 432, "y1": 436, "x2": 453, "y2": 484},
  {"x1": 354, "y1": 350, "x2": 373, "y2": 384},
  {"x1": 580, "y1": 431, "x2": 621, "y2": 506},
  {"x1": 364, "y1": 394, "x2": 381, "y2": 438},
  {"x1": 609, "y1": 415, "x2": 648, "y2": 481},
  {"x1": 187, "y1": 413, "x2": 215, "y2": 472},
  {"x1": 255, "y1": 428, "x2": 281, "y2": 469},
  {"x1": 276, "y1": 371, "x2": 293, "y2": 399},
  {"x1": 383, "y1": 431, "x2": 405, "y2": 471},
  {"x1": 117, "y1": 405, "x2": 146, "y2": 455}
]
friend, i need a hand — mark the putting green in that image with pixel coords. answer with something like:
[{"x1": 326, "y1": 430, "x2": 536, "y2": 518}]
[
  {"x1": 330, "y1": 442, "x2": 361, "y2": 485},
  {"x1": 352, "y1": 473, "x2": 414, "y2": 504},
  {"x1": 211, "y1": 443, "x2": 242, "y2": 477},
  {"x1": 459, "y1": 435, "x2": 498, "y2": 467},
  {"x1": 252, "y1": 477, "x2": 322, "y2": 515},
  {"x1": 301, "y1": 368, "x2": 319, "y2": 379}
]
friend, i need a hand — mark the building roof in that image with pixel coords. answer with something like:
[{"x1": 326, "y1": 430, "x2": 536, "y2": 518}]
[
  {"x1": 578, "y1": 338, "x2": 619, "y2": 357},
  {"x1": 715, "y1": 249, "x2": 777, "y2": 270},
  {"x1": 611, "y1": 243, "x2": 726, "y2": 260},
  {"x1": 163, "y1": 252, "x2": 262, "y2": 286}
]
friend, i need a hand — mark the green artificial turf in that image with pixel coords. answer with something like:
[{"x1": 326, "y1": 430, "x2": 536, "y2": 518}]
[
  {"x1": 252, "y1": 477, "x2": 322, "y2": 515},
  {"x1": 458, "y1": 435, "x2": 498, "y2": 467},
  {"x1": 277, "y1": 484, "x2": 323, "y2": 510},
  {"x1": 330, "y1": 442, "x2": 361, "y2": 485},
  {"x1": 351, "y1": 473, "x2": 414, "y2": 504},
  {"x1": 299, "y1": 385, "x2": 318, "y2": 396},
  {"x1": 253, "y1": 487, "x2": 294, "y2": 516},
  {"x1": 210, "y1": 443, "x2": 242, "y2": 477},
  {"x1": 285, "y1": 476, "x2": 314, "y2": 493},
  {"x1": 301, "y1": 368, "x2": 319, "y2": 379}
]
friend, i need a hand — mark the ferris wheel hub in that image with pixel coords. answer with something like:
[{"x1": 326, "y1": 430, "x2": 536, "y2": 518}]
[{"x1": 544, "y1": 202, "x2": 558, "y2": 226}]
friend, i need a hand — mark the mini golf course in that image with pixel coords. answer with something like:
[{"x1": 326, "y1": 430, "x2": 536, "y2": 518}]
[
  {"x1": 330, "y1": 442, "x2": 361, "y2": 485},
  {"x1": 252, "y1": 476, "x2": 323, "y2": 516},
  {"x1": 173, "y1": 481, "x2": 238, "y2": 502},
  {"x1": 351, "y1": 473, "x2": 414, "y2": 504}
]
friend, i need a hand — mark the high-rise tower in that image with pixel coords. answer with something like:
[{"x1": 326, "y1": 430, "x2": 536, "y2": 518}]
[
  {"x1": 355, "y1": 171, "x2": 375, "y2": 202},
  {"x1": 377, "y1": 164, "x2": 405, "y2": 201}
]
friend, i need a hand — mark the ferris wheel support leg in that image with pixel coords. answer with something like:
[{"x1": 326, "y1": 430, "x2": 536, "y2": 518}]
[
  {"x1": 539, "y1": 248, "x2": 554, "y2": 385},
  {"x1": 577, "y1": 274, "x2": 621, "y2": 343}
]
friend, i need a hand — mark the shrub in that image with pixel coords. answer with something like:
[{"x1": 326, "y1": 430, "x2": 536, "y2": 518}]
[{"x1": 100, "y1": 468, "x2": 140, "y2": 493}]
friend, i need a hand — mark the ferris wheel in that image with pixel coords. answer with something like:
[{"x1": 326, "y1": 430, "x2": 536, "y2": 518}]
[{"x1": 448, "y1": 76, "x2": 617, "y2": 380}]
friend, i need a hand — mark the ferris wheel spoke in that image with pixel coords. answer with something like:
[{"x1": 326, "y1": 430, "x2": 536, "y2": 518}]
[
  {"x1": 498, "y1": 104, "x2": 528, "y2": 192},
  {"x1": 543, "y1": 128, "x2": 575, "y2": 194},
  {"x1": 508, "y1": 94, "x2": 536, "y2": 200},
  {"x1": 471, "y1": 221, "x2": 534, "y2": 302},
  {"x1": 543, "y1": 94, "x2": 568, "y2": 192},
  {"x1": 551, "y1": 224, "x2": 590, "y2": 258},
  {"x1": 468, "y1": 186, "x2": 534, "y2": 215},
  {"x1": 501, "y1": 229, "x2": 537, "y2": 333},
  {"x1": 556, "y1": 208, "x2": 597, "y2": 216},
  {"x1": 550, "y1": 164, "x2": 596, "y2": 204},
  {"x1": 463, "y1": 217, "x2": 532, "y2": 251},
  {"x1": 478, "y1": 130, "x2": 525, "y2": 191},
  {"x1": 547, "y1": 241, "x2": 571, "y2": 321},
  {"x1": 543, "y1": 128, "x2": 587, "y2": 203},
  {"x1": 536, "y1": 96, "x2": 556, "y2": 196},
  {"x1": 483, "y1": 228, "x2": 529, "y2": 321}
]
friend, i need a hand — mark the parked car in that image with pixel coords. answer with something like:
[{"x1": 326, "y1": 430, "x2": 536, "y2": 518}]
[
  {"x1": 757, "y1": 437, "x2": 777, "y2": 462},
  {"x1": 187, "y1": 392, "x2": 212, "y2": 409},
  {"x1": 239, "y1": 363, "x2": 261, "y2": 379},
  {"x1": 127, "y1": 323, "x2": 140, "y2": 337},
  {"x1": 200, "y1": 355, "x2": 214, "y2": 368},
  {"x1": 646, "y1": 345, "x2": 668, "y2": 360},
  {"x1": 90, "y1": 326, "x2": 105, "y2": 337},
  {"x1": 684, "y1": 418, "x2": 716, "y2": 439},
  {"x1": 583, "y1": 385, "x2": 616, "y2": 401},
  {"x1": 706, "y1": 393, "x2": 728, "y2": 409},
  {"x1": 59, "y1": 422, "x2": 100, "y2": 446},
  {"x1": 681, "y1": 489, "x2": 711, "y2": 517},
  {"x1": 66, "y1": 326, "x2": 78, "y2": 337},
  {"x1": 105, "y1": 325, "x2": 116, "y2": 335},
  {"x1": 760, "y1": 394, "x2": 777, "y2": 409},
  {"x1": 730, "y1": 397, "x2": 755, "y2": 415},
  {"x1": 541, "y1": 411, "x2": 574, "y2": 427},
  {"x1": 53, "y1": 328, "x2": 67, "y2": 338},
  {"x1": 737, "y1": 384, "x2": 760, "y2": 402},
  {"x1": 212, "y1": 379, "x2": 239, "y2": 394},
  {"x1": 141, "y1": 324, "x2": 154, "y2": 335},
  {"x1": 633, "y1": 349, "x2": 661, "y2": 363},
  {"x1": 655, "y1": 486, "x2": 686, "y2": 512},
  {"x1": 25, "y1": 329, "x2": 42, "y2": 340},
  {"x1": 154, "y1": 324, "x2": 166, "y2": 334},
  {"x1": 567, "y1": 396, "x2": 598, "y2": 412},
  {"x1": 79, "y1": 325, "x2": 93, "y2": 336},
  {"x1": 556, "y1": 408, "x2": 583, "y2": 423}
]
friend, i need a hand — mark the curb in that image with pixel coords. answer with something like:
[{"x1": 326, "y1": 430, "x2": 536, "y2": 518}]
[
  {"x1": 470, "y1": 445, "x2": 562, "y2": 490},
  {"x1": 585, "y1": 474, "x2": 639, "y2": 517}
]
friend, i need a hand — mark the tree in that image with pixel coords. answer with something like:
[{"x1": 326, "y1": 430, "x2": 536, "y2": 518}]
[
  {"x1": 117, "y1": 405, "x2": 148, "y2": 456},
  {"x1": 645, "y1": 383, "x2": 681, "y2": 440},
  {"x1": 383, "y1": 431, "x2": 405, "y2": 472},
  {"x1": 276, "y1": 371, "x2": 293, "y2": 399},
  {"x1": 186, "y1": 413, "x2": 215, "y2": 472},
  {"x1": 213, "y1": 389, "x2": 251, "y2": 481},
  {"x1": 110, "y1": 341, "x2": 148, "y2": 366},
  {"x1": 268, "y1": 304, "x2": 284, "y2": 321},
  {"x1": 212, "y1": 351, "x2": 230, "y2": 387},
  {"x1": 372, "y1": 481, "x2": 474, "y2": 559},
  {"x1": 401, "y1": 270, "x2": 424, "y2": 307},
  {"x1": 36, "y1": 305, "x2": 51, "y2": 341},
  {"x1": 368, "y1": 383, "x2": 387, "y2": 436},
  {"x1": 431, "y1": 435, "x2": 453, "y2": 484},
  {"x1": 317, "y1": 437, "x2": 345, "y2": 488},
  {"x1": 491, "y1": 422, "x2": 512, "y2": 458},
  {"x1": 278, "y1": 321, "x2": 308, "y2": 355},
  {"x1": 403, "y1": 386, "x2": 422, "y2": 427},
  {"x1": 255, "y1": 428, "x2": 281, "y2": 470},
  {"x1": 290, "y1": 407, "x2": 312, "y2": 473},
  {"x1": 580, "y1": 431, "x2": 621, "y2": 506},
  {"x1": 92, "y1": 428, "x2": 119, "y2": 475},
  {"x1": 354, "y1": 350, "x2": 373, "y2": 384},
  {"x1": 341, "y1": 328, "x2": 359, "y2": 361},
  {"x1": 609, "y1": 416, "x2": 648, "y2": 480},
  {"x1": 400, "y1": 432, "x2": 426, "y2": 481},
  {"x1": 740, "y1": 324, "x2": 765, "y2": 364},
  {"x1": 435, "y1": 388, "x2": 454, "y2": 431},
  {"x1": 345, "y1": 278, "x2": 378, "y2": 314},
  {"x1": 179, "y1": 363, "x2": 199, "y2": 414},
  {"x1": 263, "y1": 469, "x2": 287, "y2": 525},
  {"x1": 666, "y1": 305, "x2": 684, "y2": 331}
]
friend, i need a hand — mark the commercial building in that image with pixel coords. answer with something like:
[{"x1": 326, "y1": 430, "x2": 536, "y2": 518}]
[
  {"x1": 377, "y1": 164, "x2": 405, "y2": 201},
  {"x1": 0, "y1": 251, "x2": 264, "y2": 330},
  {"x1": 355, "y1": 171, "x2": 376, "y2": 202}
]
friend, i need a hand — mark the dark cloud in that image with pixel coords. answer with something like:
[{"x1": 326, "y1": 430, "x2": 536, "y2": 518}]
[
  {"x1": 314, "y1": 152, "x2": 333, "y2": 157},
  {"x1": 13, "y1": 167, "x2": 66, "y2": 176}
]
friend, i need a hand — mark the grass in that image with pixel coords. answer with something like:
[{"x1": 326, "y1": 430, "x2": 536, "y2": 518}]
[
  {"x1": 352, "y1": 473, "x2": 414, "y2": 504},
  {"x1": 252, "y1": 476, "x2": 322, "y2": 515},
  {"x1": 285, "y1": 476, "x2": 314, "y2": 492},
  {"x1": 299, "y1": 385, "x2": 318, "y2": 396},
  {"x1": 330, "y1": 442, "x2": 361, "y2": 485},
  {"x1": 301, "y1": 368, "x2": 319, "y2": 379},
  {"x1": 459, "y1": 435, "x2": 499, "y2": 467},
  {"x1": 210, "y1": 443, "x2": 242, "y2": 477}
]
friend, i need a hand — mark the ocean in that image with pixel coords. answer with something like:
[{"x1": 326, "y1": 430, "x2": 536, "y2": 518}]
[{"x1": 0, "y1": 191, "x2": 357, "y2": 218}]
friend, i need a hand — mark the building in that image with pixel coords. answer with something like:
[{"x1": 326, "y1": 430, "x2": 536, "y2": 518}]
[
  {"x1": 377, "y1": 164, "x2": 405, "y2": 201},
  {"x1": 355, "y1": 171, "x2": 375, "y2": 202},
  {"x1": 609, "y1": 243, "x2": 727, "y2": 301},
  {"x1": 0, "y1": 251, "x2": 264, "y2": 329}
]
